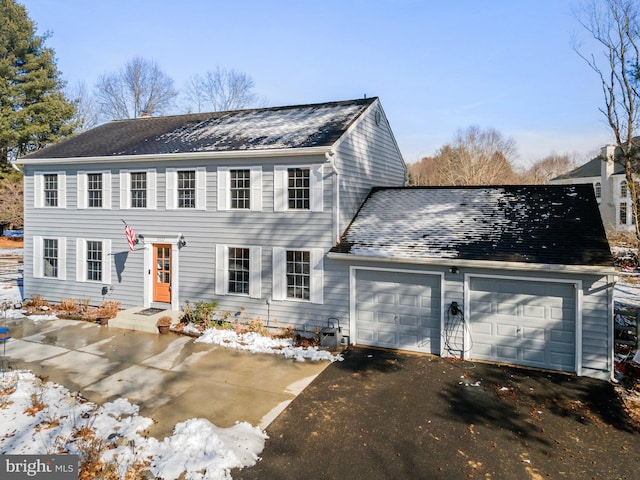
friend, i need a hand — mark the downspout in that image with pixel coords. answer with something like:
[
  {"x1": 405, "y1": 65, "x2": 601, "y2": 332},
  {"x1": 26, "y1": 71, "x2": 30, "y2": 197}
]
[{"x1": 326, "y1": 150, "x2": 339, "y2": 243}]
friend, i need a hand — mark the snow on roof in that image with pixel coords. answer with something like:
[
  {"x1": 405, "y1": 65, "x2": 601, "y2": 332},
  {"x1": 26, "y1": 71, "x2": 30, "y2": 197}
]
[
  {"x1": 156, "y1": 101, "x2": 365, "y2": 152},
  {"x1": 23, "y1": 98, "x2": 376, "y2": 159},
  {"x1": 332, "y1": 185, "x2": 612, "y2": 266}
]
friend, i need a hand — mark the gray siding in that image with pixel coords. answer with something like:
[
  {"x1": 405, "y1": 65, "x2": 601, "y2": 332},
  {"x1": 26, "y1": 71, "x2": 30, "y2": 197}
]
[
  {"x1": 335, "y1": 100, "x2": 407, "y2": 233},
  {"x1": 23, "y1": 125, "x2": 406, "y2": 335}
]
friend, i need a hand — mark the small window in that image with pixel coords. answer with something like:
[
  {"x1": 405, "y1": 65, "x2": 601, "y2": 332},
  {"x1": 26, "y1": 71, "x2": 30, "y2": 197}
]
[
  {"x1": 215, "y1": 245, "x2": 261, "y2": 298},
  {"x1": 621, "y1": 180, "x2": 628, "y2": 197},
  {"x1": 43, "y1": 239, "x2": 58, "y2": 278},
  {"x1": 594, "y1": 182, "x2": 601, "y2": 199},
  {"x1": 131, "y1": 172, "x2": 147, "y2": 208},
  {"x1": 286, "y1": 250, "x2": 310, "y2": 300},
  {"x1": 620, "y1": 202, "x2": 628, "y2": 225},
  {"x1": 86, "y1": 240, "x2": 102, "y2": 282},
  {"x1": 228, "y1": 247, "x2": 250, "y2": 294},
  {"x1": 288, "y1": 168, "x2": 310, "y2": 209},
  {"x1": 44, "y1": 174, "x2": 58, "y2": 207},
  {"x1": 87, "y1": 173, "x2": 103, "y2": 208},
  {"x1": 230, "y1": 169, "x2": 251, "y2": 209},
  {"x1": 178, "y1": 170, "x2": 196, "y2": 208}
]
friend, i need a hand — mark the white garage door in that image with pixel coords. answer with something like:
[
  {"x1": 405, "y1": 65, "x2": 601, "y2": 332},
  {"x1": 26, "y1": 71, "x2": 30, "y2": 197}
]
[
  {"x1": 355, "y1": 269, "x2": 441, "y2": 354},
  {"x1": 469, "y1": 277, "x2": 576, "y2": 372}
]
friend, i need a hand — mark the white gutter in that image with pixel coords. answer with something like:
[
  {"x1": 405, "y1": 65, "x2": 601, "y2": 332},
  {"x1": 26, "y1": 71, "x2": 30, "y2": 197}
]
[
  {"x1": 325, "y1": 150, "x2": 340, "y2": 243},
  {"x1": 17, "y1": 146, "x2": 332, "y2": 166},
  {"x1": 327, "y1": 251, "x2": 617, "y2": 276}
]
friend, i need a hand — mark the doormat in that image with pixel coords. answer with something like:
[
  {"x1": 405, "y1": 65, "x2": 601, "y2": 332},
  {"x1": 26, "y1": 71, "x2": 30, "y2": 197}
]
[{"x1": 135, "y1": 308, "x2": 166, "y2": 316}]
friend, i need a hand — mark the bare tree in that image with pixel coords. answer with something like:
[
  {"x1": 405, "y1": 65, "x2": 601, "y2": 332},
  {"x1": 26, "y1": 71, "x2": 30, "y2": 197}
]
[
  {"x1": 575, "y1": 0, "x2": 640, "y2": 239},
  {"x1": 95, "y1": 57, "x2": 178, "y2": 119},
  {"x1": 184, "y1": 67, "x2": 260, "y2": 112},
  {"x1": 522, "y1": 153, "x2": 579, "y2": 184},
  {"x1": 67, "y1": 81, "x2": 100, "y2": 131},
  {"x1": 412, "y1": 126, "x2": 517, "y2": 186},
  {"x1": 407, "y1": 157, "x2": 441, "y2": 186}
]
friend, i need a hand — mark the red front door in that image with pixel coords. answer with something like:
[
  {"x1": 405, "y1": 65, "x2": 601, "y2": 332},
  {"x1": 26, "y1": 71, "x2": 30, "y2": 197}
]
[{"x1": 153, "y1": 244, "x2": 171, "y2": 303}]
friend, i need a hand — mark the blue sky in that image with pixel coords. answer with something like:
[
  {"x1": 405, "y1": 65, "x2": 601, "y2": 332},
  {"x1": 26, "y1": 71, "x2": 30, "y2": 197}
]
[{"x1": 21, "y1": 0, "x2": 611, "y2": 166}]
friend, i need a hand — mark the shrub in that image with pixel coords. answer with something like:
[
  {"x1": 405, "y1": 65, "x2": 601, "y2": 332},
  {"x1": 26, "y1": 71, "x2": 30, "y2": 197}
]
[
  {"x1": 97, "y1": 301, "x2": 120, "y2": 319},
  {"x1": 60, "y1": 298, "x2": 77, "y2": 311},
  {"x1": 180, "y1": 300, "x2": 219, "y2": 326}
]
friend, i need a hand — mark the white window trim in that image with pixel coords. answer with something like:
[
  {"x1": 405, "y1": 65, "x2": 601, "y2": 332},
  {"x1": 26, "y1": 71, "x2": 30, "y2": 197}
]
[
  {"x1": 272, "y1": 247, "x2": 324, "y2": 304},
  {"x1": 273, "y1": 164, "x2": 323, "y2": 212},
  {"x1": 34, "y1": 171, "x2": 66, "y2": 208},
  {"x1": 33, "y1": 236, "x2": 66, "y2": 280},
  {"x1": 215, "y1": 244, "x2": 261, "y2": 298},
  {"x1": 120, "y1": 169, "x2": 156, "y2": 210},
  {"x1": 167, "y1": 167, "x2": 206, "y2": 210},
  {"x1": 217, "y1": 166, "x2": 262, "y2": 211},
  {"x1": 76, "y1": 238, "x2": 111, "y2": 284},
  {"x1": 78, "y1": 171, "x2": 112, "y2": 209}
]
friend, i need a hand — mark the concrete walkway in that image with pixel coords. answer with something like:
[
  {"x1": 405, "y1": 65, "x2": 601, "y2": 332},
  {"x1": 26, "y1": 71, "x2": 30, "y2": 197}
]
[{"x1": 1, "y1": 316, "x2": 329, "y2": 439}]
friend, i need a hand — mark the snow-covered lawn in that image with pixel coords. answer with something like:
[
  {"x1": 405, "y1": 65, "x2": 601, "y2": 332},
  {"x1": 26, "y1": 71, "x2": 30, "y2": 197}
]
[{"x1": 0, "y1": 370, "x2": 267, "y2": 479}]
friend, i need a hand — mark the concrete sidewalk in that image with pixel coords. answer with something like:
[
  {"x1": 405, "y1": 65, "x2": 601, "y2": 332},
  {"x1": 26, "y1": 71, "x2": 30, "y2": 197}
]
[{"x1": 1, "y1": 316, "x2": 329, "y2": 439}]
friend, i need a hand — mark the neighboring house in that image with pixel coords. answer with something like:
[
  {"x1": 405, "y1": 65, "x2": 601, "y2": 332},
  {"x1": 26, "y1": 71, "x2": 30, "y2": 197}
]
[
  {"x1": 19, "y1": 98, "x2": 614, "y2": 380},
  {"x1": 19, "y1": 96, "x2": 407, "y2": 329},
  {"x1": 550, "y1": 145, "x2": 635, "y2": 231},
  {"x1": 328, "y1": 185, "x2": 615, "y2": 380}
]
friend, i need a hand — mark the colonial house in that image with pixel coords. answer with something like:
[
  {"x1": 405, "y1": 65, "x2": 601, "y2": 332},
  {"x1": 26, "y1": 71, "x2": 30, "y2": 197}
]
[
  {"x1": 19, "y1": 98, "x2": 615, "y2": 380},
  {"x1": 550, "y1": 145, "x2": 636, "y2": 231}
]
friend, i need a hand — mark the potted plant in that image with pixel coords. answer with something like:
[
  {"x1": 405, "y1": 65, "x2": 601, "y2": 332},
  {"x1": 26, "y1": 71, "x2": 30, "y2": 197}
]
[{"x1": 156, "y1": 316, "x2": 172, "y2": 334}]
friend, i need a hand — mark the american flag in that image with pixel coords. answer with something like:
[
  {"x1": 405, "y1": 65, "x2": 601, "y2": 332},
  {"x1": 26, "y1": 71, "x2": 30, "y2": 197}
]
[{"x1": 125, "y1": 224, "x2": 137, "y2": 252}]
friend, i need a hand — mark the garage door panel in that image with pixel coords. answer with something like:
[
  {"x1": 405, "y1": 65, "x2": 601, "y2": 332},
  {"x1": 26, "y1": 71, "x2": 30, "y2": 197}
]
[
  {"x1": 399, "y1": 294, "x2": 418, "y2": 307},
  {"x1": 378, "y1": 312, "x2": 396, "y2": 324},
  {"x1": 398, "y1": 314, "x2": 418, "y2": 327},
  {"x1": 377, "y1": 330, "x2": 396, "y2": 346},
  {"x1": 496, "y1": 344, "x2": 518, "y2": 361},
  {"x1": 473, "y1": 321, "x2": 493, "y2": 335},
  {"x1": 523, "y1": 326, "x2": 545, "y2": 341},
  {"x1": 522, "y1": 348, "x2": 546, "y2": 365},
  {"x1": 355, "y1": 270, "x2": 441, "y2": 355},
  {"x1": 469, "y1": 277, "x2": 576, "y2": 373},
  {"x1": 496, "y1": 302, "x2": 518, "y2": 316},
  {"x1": 496, "y1": 323, "x2": 518, "y2": 338},
  {"x1": 357, "y1": 310, "x2": 374, "y2": 322},
  {"x1": 377, "y1": 293, "x2": 395, "y2": 306},
  {"x1": 523, "y1": 305, "x2": 546, "y2": 319}
]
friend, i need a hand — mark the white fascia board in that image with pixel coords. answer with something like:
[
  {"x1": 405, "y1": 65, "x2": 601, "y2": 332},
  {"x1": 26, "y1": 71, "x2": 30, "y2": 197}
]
[
  {"x1": 17, "y1": 146, "x2": 332, "y2": 166},
  {"x1": 327, "y1": 252, "x2": 617, "y2": 276}
]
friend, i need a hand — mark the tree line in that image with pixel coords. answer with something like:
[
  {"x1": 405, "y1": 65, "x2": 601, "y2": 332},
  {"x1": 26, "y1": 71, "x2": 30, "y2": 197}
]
[{"x1": 407, "y1": 126, "x2": 578, "y2": 187}]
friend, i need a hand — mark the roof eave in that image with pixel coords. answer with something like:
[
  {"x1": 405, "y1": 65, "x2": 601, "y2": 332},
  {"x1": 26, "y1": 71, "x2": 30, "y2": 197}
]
[
  {"x1": 327, "y1": 252, "x2": 616, "y2": 276},
  {"x1": 17, "y1": 145, "x2": 333, "y2": 166}
]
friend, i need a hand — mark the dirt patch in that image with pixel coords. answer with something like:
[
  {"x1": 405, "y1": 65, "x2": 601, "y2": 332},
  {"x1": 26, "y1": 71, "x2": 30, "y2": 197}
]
[{"x1": 0, "y1": 237, "x2": 23, "y2": 249}]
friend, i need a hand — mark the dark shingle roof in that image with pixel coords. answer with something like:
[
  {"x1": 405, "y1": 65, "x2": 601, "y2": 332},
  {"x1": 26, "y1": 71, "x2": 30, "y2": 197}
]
[
  {"x1": 331, "y1": 185, "x2": 612, "y2": 266},
  {"x1": 24, "y1": 98, "x2": 376, "y2": 159},
  {"x1": 552, "y1": 156, "x2": 624, "y2": 180}
]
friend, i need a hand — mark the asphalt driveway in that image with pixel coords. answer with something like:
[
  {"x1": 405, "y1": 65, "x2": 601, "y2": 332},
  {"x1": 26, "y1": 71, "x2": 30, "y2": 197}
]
[{"x1": 235, "y1": 347, "x2": 640, "y2": 480}]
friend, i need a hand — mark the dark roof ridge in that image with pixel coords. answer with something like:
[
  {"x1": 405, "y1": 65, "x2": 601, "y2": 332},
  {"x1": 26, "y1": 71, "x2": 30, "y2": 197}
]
[{"x1": 106, "y1": 97, "x2": 378, "y2": 124}]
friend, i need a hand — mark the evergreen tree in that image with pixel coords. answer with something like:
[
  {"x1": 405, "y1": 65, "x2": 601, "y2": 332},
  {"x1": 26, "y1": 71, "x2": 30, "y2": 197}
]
[{"x1": 0, "y1": 0, "x2": 76, "y2": 164}]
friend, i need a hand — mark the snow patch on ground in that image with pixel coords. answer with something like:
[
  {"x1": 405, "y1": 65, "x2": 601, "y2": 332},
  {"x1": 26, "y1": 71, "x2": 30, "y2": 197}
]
[
  {"x1": 0, "y1": 371, "x2": 266, "y2": 479},
  {"x1": 195, "y1": 328, "x2": 343, "y2": 362}
]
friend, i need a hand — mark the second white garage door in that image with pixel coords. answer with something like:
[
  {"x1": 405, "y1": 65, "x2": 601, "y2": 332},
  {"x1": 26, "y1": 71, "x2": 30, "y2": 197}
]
[
  {"x1": 468, "y1": 276, "x2": 577, "y2": 372},
  {"x1": 354, "y1": 269, "x2": 442, "y2": 354}
]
